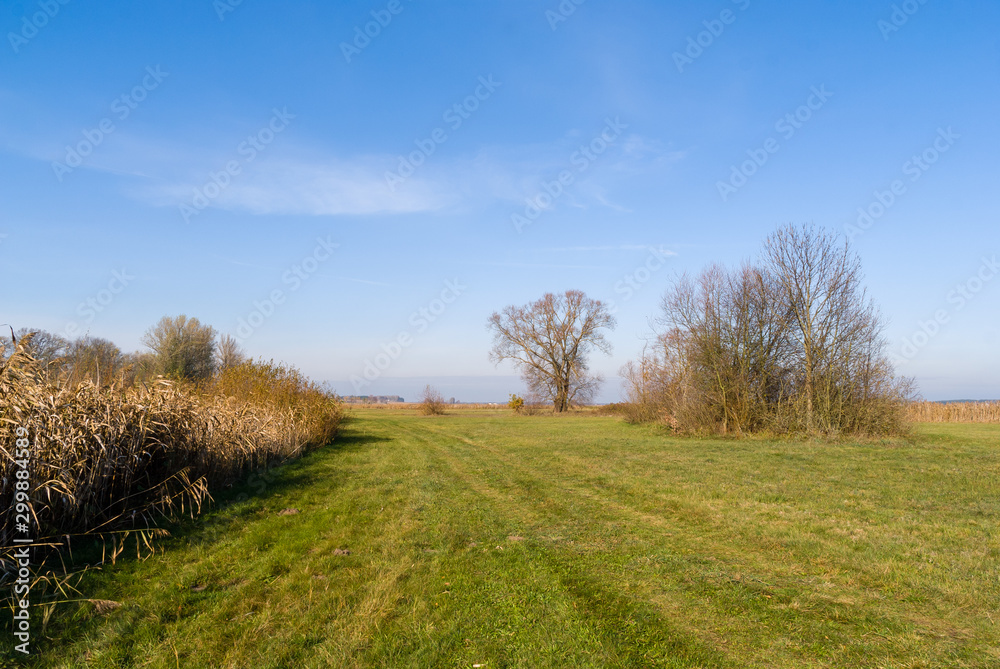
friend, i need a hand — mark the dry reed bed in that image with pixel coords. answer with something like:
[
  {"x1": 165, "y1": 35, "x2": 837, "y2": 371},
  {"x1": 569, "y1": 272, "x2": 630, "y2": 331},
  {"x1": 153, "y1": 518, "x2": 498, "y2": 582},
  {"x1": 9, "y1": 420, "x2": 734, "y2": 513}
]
[
  {"x1": 906, "y1": 400, "x2": 1000, "y2": 423},
  {"x1": 0, "y1": 339, "x2": 343, "y2": 576}
]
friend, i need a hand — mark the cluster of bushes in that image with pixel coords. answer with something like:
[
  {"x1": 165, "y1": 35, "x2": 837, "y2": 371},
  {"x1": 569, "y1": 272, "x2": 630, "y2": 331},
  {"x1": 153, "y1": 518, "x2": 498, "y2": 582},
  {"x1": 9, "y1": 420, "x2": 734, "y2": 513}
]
[
  {"x1": 0, "y1": 318, "x2": 344, "y2": 580},
  {"x1": 619, "y1": 225, "x2": 914, "y2": 436}
]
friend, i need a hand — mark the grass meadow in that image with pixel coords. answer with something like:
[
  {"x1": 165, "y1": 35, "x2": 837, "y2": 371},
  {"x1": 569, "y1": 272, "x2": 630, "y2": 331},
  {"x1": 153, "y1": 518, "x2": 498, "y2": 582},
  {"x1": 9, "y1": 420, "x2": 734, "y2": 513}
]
[{"x1": 6, "y1": 409, "x2": 999, "y2": 668}]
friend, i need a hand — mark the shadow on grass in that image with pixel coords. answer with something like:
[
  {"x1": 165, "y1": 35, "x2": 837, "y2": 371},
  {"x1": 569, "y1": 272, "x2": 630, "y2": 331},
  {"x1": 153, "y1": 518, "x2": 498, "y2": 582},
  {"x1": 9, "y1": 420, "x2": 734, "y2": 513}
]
[
  {"x1": 41, "y1": 426, "x2": 393, "y2": 583},
  {"x1": 206, "y1": 427, "x2": 391, "y2": 507},
  {"x1": 539, "y1": 549, "x2": 739, "y2": 668}
]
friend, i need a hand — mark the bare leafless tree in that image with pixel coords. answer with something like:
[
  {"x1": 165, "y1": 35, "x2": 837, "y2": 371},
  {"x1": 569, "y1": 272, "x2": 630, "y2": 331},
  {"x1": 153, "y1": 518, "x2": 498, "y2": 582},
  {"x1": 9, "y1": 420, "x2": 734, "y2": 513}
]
[
  {"x1": 11, "y1": 328, "x2": 68, "y2": 382},
  {"x1": 63, "y1": 336, "x2": 124, "y2": 386},
  {"x1": 215, "y1": 333, "x2": 247, "y2": 372},
  {"x1": 487, "y1": 290, "x2": 615, "y2": 412},
  {"x1": 657, "y1": 264, "x2": 787, "y2": 433},
  {"x1": 761, "y1": 223, "x2": 886, "y2": 432}
]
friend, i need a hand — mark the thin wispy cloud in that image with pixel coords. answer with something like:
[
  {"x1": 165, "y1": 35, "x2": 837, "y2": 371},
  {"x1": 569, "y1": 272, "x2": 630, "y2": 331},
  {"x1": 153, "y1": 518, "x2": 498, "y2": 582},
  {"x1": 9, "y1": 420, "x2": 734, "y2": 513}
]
[
  {"x1": 139, "y1": 156, "x2": 456, "y2": 217},
  {"x1": 5, "y1": 109, "x2": 686, "y2": 218}
]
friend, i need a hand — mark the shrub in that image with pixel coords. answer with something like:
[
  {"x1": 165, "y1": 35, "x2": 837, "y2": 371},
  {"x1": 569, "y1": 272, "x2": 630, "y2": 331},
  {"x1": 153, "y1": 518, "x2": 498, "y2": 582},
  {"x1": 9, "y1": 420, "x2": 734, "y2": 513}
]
[
  {"x1": 619, "y1": 225, "x2": 914, "y2": 437},
  {"x1": 212, "y1": 358, "x2": 343, "y2": 451},
  {"x1": 419, "y1": 385, "x2": 446, "y2": 415},
  {"x1": 508, "y1": 394, "x2": 525, "y2": 413}
]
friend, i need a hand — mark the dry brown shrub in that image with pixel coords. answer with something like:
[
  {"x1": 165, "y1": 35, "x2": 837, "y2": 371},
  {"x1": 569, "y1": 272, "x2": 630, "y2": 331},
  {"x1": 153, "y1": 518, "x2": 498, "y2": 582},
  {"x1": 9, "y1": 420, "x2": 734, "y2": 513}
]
[{"x1": 419, "y1": 385, "x2": 446, "y2": 415}]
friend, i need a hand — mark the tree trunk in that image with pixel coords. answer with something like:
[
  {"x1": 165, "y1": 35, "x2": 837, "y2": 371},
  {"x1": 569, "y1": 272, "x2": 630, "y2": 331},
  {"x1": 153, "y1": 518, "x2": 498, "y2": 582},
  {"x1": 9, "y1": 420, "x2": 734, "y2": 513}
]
[
  {"x1": 554, "y1": 379, "x2": 569, "y2": 412},
  {"x1": 804, "y1": 349, "x2": 814, "y2": 432}
]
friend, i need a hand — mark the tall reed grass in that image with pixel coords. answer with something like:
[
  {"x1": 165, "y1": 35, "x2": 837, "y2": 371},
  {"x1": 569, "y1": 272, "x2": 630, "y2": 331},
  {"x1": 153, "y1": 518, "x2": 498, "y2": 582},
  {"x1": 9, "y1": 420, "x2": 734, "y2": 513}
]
[
  {"x1": 0, "y1": 335, "x2": 344, "y2": 581},
  {"x1": 906, "y1": 400, "x2": 1000, "y2": 423}
]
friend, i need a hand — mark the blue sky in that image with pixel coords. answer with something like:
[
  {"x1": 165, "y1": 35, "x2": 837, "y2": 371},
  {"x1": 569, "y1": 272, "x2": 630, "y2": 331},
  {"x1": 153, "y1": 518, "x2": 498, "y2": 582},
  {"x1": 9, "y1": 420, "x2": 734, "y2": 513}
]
[{"x1": 2, "y1": 0, "x2": 998, "y2": 402}]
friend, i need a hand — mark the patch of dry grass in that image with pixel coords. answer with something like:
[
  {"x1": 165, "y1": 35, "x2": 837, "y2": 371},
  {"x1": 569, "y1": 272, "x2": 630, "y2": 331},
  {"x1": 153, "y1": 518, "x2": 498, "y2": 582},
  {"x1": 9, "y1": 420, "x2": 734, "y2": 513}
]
[{"x1": 907, "y1": 400, "x2": 1000, "y2": 423}]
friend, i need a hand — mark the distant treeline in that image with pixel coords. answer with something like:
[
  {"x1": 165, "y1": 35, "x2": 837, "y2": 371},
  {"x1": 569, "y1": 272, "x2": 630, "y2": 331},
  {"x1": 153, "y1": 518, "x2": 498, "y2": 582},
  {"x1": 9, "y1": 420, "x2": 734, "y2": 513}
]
[{"x1": 4, "y1": 314, "x2": 249, "y2": 388}]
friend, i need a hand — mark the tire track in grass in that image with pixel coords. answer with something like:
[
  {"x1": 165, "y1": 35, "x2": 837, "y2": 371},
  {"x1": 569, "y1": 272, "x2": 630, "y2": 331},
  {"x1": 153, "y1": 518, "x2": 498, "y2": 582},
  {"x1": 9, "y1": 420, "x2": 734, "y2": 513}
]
[
  {"x1": 411, "y1": 419, "x2": 779, "y2": 664},
  {"x1": 305, "y1": 423, "x2": 453, "y2": 667},
  {"x1": 382, "y1": 417, "x2": 740, "y2": 668},
  {"x1": 495, "y1": 431, "x2": 996, "y2": 660},
  {"x1": 409, "y1": 419, "x2": 953, "y2": 668},
  {"x1": 216, "y1": 427, "x2": 424, "y2": 668},
  {"x1": 369, "y1": 418, "x2": 618, "y2": 667}
]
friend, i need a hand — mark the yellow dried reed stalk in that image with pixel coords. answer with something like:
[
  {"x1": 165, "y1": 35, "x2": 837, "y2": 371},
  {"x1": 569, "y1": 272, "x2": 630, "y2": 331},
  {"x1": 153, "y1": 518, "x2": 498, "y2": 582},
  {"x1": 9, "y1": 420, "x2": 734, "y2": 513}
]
[{"x1": 906, "y1": 400, "x2": 1000, "y2": 423}]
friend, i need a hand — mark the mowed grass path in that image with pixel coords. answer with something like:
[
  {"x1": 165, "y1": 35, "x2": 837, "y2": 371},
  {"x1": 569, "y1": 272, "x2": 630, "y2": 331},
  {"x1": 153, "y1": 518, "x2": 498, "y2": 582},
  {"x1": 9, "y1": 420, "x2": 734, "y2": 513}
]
[{"x1": 19, "y1": 412, "x2": 1000, "y2": 668}]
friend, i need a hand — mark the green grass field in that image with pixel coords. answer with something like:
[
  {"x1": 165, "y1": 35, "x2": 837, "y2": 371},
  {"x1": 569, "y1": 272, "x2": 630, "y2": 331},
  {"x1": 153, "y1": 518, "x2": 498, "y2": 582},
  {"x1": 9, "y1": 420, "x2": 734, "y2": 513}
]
[{"x1": 11, "y1": 411, "x2": 1000, "y2": 668}]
